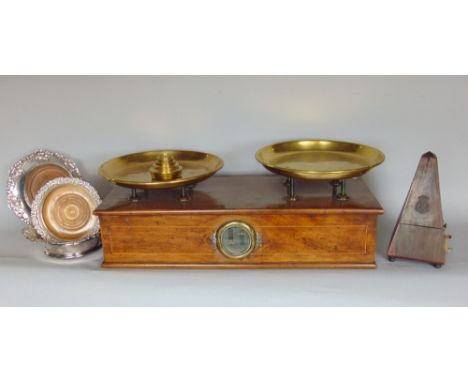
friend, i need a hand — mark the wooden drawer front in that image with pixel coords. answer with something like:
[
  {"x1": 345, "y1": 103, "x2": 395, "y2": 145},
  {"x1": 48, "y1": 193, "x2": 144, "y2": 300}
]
[
  {"x1": 101, "y1": 214, "x2": 375, "y2": 265},
  {"x1": 257, "y1": 225, "x2": 369, "y2": 262}
]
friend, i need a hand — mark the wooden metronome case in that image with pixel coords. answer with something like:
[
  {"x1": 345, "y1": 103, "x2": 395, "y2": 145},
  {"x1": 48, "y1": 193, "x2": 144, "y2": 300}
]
[{"x1": 388, "y1": 152, "x2": 451, "y2": 268}]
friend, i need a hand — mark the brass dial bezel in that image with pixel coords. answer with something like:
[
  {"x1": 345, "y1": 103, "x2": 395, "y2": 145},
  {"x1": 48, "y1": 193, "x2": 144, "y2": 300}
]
[{"x1": 216, "y1": 221, "x2": 256, "y2": 259}]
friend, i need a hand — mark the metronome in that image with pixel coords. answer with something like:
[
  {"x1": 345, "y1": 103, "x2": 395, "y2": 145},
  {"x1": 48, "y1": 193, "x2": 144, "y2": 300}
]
[{"x1": 388, "y1": 152, "x2": 451, "y2": 268}]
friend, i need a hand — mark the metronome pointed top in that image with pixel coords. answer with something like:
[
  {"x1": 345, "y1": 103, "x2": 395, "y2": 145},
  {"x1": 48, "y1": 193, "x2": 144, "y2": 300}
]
[{"x1": 422, "y1": 151, "x2": 437, "y2": 159}]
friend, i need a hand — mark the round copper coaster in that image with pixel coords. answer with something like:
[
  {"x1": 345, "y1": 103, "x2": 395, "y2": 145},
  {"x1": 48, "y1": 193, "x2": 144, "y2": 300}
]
[
  {"x1": 42, "y1": 184, "x2": 97, "y2": 241},
  {"x1": 24, "y1": 164, "x2": 70, "y2": 207},
  {"x1": 31, "y1": 178, "x2": 101, "y2": 244}
]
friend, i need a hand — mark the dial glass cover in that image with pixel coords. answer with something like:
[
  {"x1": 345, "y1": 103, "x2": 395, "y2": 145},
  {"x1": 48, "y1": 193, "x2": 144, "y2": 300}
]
[{"x1": 217, "y1": 221, "x2": 256, "y2": 259}]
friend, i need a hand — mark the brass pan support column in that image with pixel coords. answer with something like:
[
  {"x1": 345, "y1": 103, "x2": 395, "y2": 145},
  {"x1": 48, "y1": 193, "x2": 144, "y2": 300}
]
[
  {"x1": 129, "y1": 188, "x2": 139, "y2": 202},
  {"x1": 178, "y1": 185, "x2": 191, "y2": 202},
  {"x1": 330, "y1": 180, "x2": 339, "y2": 198},
  {"x1": 287, "y1": 176, "x2": 297, "y2": 202},
  {"x1": 337, "y1": 179, "x2": 349, "y2": 201}
]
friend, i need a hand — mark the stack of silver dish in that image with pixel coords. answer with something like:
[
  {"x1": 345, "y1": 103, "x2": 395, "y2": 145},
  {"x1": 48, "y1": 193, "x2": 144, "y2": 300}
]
[{"x1": 7, "y1": 149, "x2": 101, "y2": 259}]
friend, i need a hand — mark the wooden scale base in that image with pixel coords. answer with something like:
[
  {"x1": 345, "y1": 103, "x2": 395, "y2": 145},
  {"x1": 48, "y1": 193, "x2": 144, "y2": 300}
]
[{"x1": 95, "y1": 175, "x2": 383, "y2": 269}]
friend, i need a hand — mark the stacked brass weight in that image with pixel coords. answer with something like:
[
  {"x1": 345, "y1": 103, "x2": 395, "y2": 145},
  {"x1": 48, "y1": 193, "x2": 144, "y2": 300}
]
[{"x1": 149, "y1": 153, "x2": 183, "y2": 181}]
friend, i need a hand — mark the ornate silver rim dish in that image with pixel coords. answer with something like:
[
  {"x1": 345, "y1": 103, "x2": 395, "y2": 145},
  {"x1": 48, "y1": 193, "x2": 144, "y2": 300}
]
[
  {"x1": 22, "y1": 226, "x2": 43, "y2": 242},
  {"x1": 7, "y1": 149, "x2": 81, "y2": 224},
  {"x1": 31, "y1": 177, "x2": 101, "y2": 244},
  {"x1": 44, "y1": 233, "x2": 101, "y2": 259}
]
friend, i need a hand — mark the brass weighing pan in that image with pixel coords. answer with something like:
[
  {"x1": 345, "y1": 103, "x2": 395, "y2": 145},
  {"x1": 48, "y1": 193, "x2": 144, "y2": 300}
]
[
  {"x1": 256, "y1": 140, "x2": 385, "y2": 181},
  {"x1": 99, "y1": 150, "x2": 224, "y2": 190}
]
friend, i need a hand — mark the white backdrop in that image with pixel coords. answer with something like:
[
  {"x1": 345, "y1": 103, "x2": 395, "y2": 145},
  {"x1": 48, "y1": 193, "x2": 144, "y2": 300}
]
[{"x1": 1, "y1": 76, "x2": 467, "y2": 252}]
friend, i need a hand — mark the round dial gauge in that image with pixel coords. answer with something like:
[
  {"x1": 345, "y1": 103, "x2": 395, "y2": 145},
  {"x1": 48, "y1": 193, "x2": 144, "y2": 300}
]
[{"x1": 216, "y1": 221, "x2": 256, "y2": 259}]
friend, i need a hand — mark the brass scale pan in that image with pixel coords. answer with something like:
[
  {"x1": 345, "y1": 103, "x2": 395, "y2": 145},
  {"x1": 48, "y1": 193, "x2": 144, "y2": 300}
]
[
  {"x1": 255, "y1": 140, "x2": 385, "y2": 181},
  {"x1": 99, "y1": 150, "x2": 224, "y2": 201},
  {"x1": 98, "y1": 142, "x2": 384, "y2": 200},
  {"x1": 256, "y1": 140, "x2": 385, "y2": 201}
]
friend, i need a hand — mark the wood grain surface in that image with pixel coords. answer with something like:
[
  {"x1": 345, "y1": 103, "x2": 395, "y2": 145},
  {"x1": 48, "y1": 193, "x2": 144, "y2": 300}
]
[
  {"x1": 96, "y1": 175, "x2": 383, "y2": 269},
  {"x1": 388, "y1": 152, "x2": 447, "y2": 266}
]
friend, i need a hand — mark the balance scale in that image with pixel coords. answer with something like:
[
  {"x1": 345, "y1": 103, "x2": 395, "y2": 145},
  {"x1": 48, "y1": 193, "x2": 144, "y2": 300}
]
[{"x1": 94, "y1": 140, "x2": 384, "y2": 269}]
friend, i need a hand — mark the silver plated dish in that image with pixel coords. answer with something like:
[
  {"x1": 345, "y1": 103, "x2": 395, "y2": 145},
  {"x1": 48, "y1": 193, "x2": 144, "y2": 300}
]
[
  {"x1": 7, "y1": 149, "x2": 81, "y2": 224},
  {"x1": 22, "y1": 226, "x2": 43, "y2": 242},
  {"x1": 23, "y1": 225, "x2": 101, "y2": 259},
  {"x1": 31, "y1": 177, "x2": 101, "y2": 244},
  {"x1": 44, "y1": 234, "x2": 101, "y2": 259}
]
